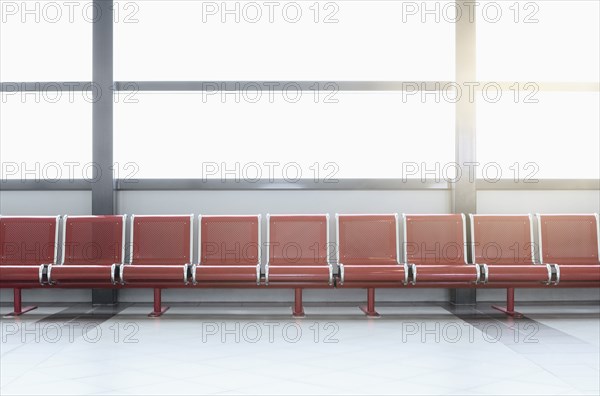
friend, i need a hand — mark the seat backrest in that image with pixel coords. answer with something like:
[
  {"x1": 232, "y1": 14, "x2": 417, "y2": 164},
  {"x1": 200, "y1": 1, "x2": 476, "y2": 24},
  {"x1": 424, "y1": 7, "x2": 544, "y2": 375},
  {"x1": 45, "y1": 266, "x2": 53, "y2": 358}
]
[
  {"x1": 403, "y1": 214, "x2": 467, "y2": 265},
  {"x1": 470, "y1": 214, "x2": 535, "y2": 265},
  {"x1": 200, "y1": 215, "x2": 260, "y2": 265},
  {"x1": 0, "y1": 216, "x2": 59, "y2": 266},
  {"x1": 537, "y1": 214, "x2": 599, "y2": 265},
  {"x1": 62, "y1": 215, "x2": 125, "y2": 265},
  {"x1": 337, "y1": 214, "x2": 399, "y2": 265},
  {"x1": 268, "y1": 214, "x2": 329, "y2": 266},
  {"x1": 130, "y1": 215, "x2": 193, "y2": 265}
]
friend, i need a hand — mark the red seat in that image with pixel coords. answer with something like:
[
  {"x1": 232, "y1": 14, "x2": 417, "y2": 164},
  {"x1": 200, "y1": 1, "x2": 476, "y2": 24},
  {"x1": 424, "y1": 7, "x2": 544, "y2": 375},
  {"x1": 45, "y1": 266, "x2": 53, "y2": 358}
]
[
  {"x1": 192, "y1": 215, "x2": 261, "y2": 284},
  {"x1": 48, "y1": 215, "x2": 125, "y2": 285},
  {"x1": 0, "y1": 216, "x2": 59, "y2": 286},
  {"x1": 470, "y1": 214, "x2": 553, "y2": 285},
  {"x1": 537, "y1": 214, "x2": 600, "y2": 284},
  {"x1": 120, "y1": 215, "x2": 193, "y2": 285},
  {"x1": 403, "y1": 214, "x2": 480, "y2": 285},
  {"x1": 266, "y1": 214, "x2": 332, "y2": 285},
  {"x1": 337, "y1": 214, "x2": 407, "y2": 285}
]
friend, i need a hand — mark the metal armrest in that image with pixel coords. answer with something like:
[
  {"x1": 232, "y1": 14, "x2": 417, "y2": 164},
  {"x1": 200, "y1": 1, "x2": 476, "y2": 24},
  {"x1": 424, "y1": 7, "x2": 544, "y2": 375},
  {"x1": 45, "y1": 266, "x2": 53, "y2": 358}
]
[
  {"x1": 256, "y1": 263, "x2": 261, "y2": 286},
  {"x1": 120, "y1": 263, "x2": 127, "y2": 285},
  {"x1": 479, "y1": 263, "x2": 489, "y2": 284},
  {"x1": 338, "y1": 263, "x2": 345, "y2": 285},
  {"x1": 472, "y1": 263, "x2": 487, "y2": 285},
  {"x1": 191, "y1": 264, "x2": 197, "y2": 285},
  {"x1": 111, "y1": 263, "x2": 117, "y2": 285},
  {"x1": 547, "y1": 263, "x2": 559, "y2": 285},
  {"x1": 47, "y1": 264, "x2": 54, "y2": 285},
  {"x1": 39, "y1": 264, "x2": 47, "y2": 285},
  {"x1": 265, "y1": 263, "x2": 270, "y2": 286},
  {"x1": 408, "y1": 263, "x2": 416, "y2": 285},
  {"x1": 184, "y1": 263, "x2": 190, "y2": 285},
  {"x1": 402, "y1": 263, "x2": 409, "y2": 285}
]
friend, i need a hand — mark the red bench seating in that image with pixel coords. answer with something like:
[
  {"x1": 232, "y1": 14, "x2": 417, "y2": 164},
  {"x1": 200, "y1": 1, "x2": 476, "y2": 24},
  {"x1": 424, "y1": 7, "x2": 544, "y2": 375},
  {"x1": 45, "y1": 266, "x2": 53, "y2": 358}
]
[
  {"x1": 48, "y1": 215, "x2": 125, "y2": 286},
  {"x1": 537, "y1": 214, "x2": 600, "y2": 285},
  {"x1": 337, "y1": 214, "x2": 407, "y2": 285},
  {"x1": 2, "y1": 212, "x2": 598, "y2": 318},
  {"x1": 470, "y1": 214, "x2": 556, "y2": 317},
  {"x1": 336, "y1": 214, "x2": 408, "y2": 316},
  {"x1": 0, "y1": 216, "x2": 59, "y2": 316},
  {"x1": 120, "y1": 215, "x2": 192, "y2": 285},
  {"x1": 120, "y1": 215, "x2": 193, "y2": 316},
  {"x1": 266, "y1": 214, "x2": 333, "y2": 317},
  {"x1": 193, "y1": 215, "x2": 261, "y2": 285},
  {"x1": 403, "y1": 214, "x2": 481, "y2": 285},
  {"x1": 266, "y1": 214, "x2": 332, "y2": 286},
  {"x1": 470, "y1": 214, "x2": 554, "y2": 285}
]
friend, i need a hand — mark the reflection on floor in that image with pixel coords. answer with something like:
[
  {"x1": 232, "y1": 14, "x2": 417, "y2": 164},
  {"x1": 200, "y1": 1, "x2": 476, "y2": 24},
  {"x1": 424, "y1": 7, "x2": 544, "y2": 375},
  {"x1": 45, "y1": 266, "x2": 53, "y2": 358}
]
[{"x1": 1, "y1": 302, "x2": 599, "y2": 395}]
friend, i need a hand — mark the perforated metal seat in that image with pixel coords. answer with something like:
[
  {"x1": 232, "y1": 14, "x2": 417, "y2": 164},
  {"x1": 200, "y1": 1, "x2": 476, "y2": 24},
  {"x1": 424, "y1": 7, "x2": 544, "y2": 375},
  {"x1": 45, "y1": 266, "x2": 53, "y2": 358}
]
[
  {"x1": 471, "y1": 214, "x2": 553, "y2": 285},
  {"x1": 337, "y1": 214, "x2": 407, "y2": 285},
  {"x1": 538, "y1": 214, "x2": 600, "y2": 284},
  {"x1": 403, "y1": 214, "x2": 480, "y2": 285},
  {"x1": 265, "y1": 214, "x2": 332, "y2": 285},
  {"x1": 0, "y1": 215, "x2": 61, "y2": 316},
  {"x1": 120, "y1": 215, "x2": 193, "y2": 285},
  {"x1": 48, "y1": 215, "x2": 125, "y2": 285},
  {"x1": 192, "y1": 215, "x2": 261, "y2": 284},
  {"x1": 0, "y1": 216, "x2": 59, "y2": 286}
]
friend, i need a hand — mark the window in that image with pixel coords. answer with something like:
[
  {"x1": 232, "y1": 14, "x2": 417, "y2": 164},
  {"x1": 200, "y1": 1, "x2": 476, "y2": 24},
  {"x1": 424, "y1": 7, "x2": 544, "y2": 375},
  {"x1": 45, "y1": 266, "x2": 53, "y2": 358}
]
[
  {"x1": 114, "y1": 91, "x2": 455, "y2": 179},
  {"x1": 0, "y1": 95, "x2": 92, "y2": 181},
  {"x1": 0, "y1": 0, "x2": 93, "y2": 82},
  {"x1": 115, "y1": 0, "x2": 455, "y2": 81},
  {"x1": 477, "y1": 92, "x2": 600, "y2": 179},
  {"x1": 477, "y1": 0, "x2": 600, "y2": 82}
]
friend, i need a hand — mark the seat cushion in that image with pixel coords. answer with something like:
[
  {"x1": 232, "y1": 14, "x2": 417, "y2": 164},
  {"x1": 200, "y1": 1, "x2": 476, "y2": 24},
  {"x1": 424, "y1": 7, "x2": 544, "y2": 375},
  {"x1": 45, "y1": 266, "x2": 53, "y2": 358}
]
[
  {"x1": 558, "y1": 264, "x2": 600, "y2": 282},
  {"x1": 486, "y1": 264, "x2": 551, "y2": 283},
  {"x1": 49, "y1": 265, "x2": 114, "y2": 284},
  {"x1": 194, "y1": 265, "x2": 259, "y2": 283},
  {"x1": 341, "y1": 264, "x2": 406, "y2": 284},
  {"x1": 267, "y1": 265, "x2": 331, "y2": 284},
  {"x1": 0, "y1": 265, "x2": 42, "y2": 283},
  {"x1": 413, "y1": 264, "x2": 479, "y2": 283},
  {"x1": 121, "y1": 265, "x2": 188, "y2": 284}
]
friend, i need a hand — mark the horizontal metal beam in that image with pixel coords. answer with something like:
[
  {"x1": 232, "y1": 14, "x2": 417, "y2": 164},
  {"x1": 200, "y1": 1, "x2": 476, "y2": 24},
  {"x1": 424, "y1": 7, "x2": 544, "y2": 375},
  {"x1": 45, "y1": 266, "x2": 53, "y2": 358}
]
[
  {"x1": 2, "y1": 179, "x2": 599, "y2": 191},
  {"x1": 0, "y1": 82, "x2": 92, "y2": 92},
  {"x1": 477, "y1": 179, "x2": 600, "y2": 190},
  {"x1": 115, "y1": 179, "x2": 450, "y2": 191},
  {"x1": 0, "y1": 179, "x2": 448, "y2": 191},
  {"x1": 3, "y1": 81, "x2": 597, "y2": 93},
  {"x1": 477, "y1": 82, "x2": 600, "y2": 92},
  {"x1": 114, "y1": 81, "x2": 452, "y2": 92},
  {"x1": 0, "y1": 179, "x2": 95, "y2": 191}
]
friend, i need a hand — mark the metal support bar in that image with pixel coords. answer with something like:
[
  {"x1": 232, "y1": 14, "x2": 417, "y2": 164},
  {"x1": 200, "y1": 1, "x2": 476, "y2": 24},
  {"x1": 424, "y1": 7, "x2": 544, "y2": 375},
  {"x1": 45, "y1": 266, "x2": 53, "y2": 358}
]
[
  {"x1": 0, "y1": 82, "x2": 92, "y2": 92},
  {"x1": 360, "y1": 288, "x2": 380, "y2": 317},
  {"x1": 2, "y1": 178, "x2": 598, "y2": 191},
  {"x1": 149, "y1": 288, "x2": 169, "y2": 317},
  {"x1": 492, "y1": 288, "x2": 524, "y2": 318},
  {"x1": 292, "y1": 288, "x2": 305, "y2": 317},
  {"x1": 114, "y1": 81, "x2": 451, "y2": 92},
  {"x1": 91, "y1": 0, "x2": 117, "y2": 305},
  {"x1": 451, "y1": 0, "x2": 477, "y2": 306},
  {"x1": 4, "y1": 288, "x2": 37, "y2": 317}
]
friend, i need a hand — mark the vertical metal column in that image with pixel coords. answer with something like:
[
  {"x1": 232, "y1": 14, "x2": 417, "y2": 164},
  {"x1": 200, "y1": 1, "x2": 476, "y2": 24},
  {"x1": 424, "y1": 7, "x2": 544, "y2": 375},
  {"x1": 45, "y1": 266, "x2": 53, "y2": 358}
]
[
  {"x1": 492, "y1": 288, "x2": 524, "y2": 318},
  {"x1": 451, "y1": 1, "x2": 477, "y2": 305},
  {"x1": 4, "y1": 288, "x2": 37, "y2": 317},
  {"x1": 149, "y1": 288, "x2": 170, "y2": 317},
  {"x1": 92, "y1": 0, "x2": 117, "y2": 304},
  {"x1": 293, "y1": 288, "x2": 305, "y2": 317},
  {"x1": 359, "y1": 288, "x2": 380, "y2": 317}
]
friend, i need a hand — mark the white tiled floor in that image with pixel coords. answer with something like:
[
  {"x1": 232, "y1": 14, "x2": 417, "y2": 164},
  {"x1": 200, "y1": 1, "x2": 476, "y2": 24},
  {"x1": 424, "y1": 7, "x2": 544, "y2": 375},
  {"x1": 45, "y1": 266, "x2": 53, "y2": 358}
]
[{"x1": 1, "y1": 303, "x2": 599, "y2": 395}]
